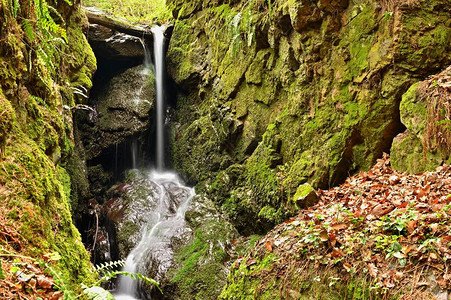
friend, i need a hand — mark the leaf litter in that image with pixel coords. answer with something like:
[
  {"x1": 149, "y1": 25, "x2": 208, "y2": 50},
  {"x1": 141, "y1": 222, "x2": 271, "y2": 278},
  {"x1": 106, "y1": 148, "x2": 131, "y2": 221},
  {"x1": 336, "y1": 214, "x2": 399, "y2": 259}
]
[{"x1": 233, "y1": 154, "x2": 451, "y2": 298}]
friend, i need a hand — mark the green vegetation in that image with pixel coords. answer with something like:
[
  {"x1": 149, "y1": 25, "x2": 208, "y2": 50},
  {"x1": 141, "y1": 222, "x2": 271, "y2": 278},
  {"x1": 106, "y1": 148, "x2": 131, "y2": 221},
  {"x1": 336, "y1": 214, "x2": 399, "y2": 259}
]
[
  {"x1": 82, "y1": 0, "x2": 172, "y2": 24},
  {"x1": 0, "y1": 0, "x2": 97, "y2": 297}
]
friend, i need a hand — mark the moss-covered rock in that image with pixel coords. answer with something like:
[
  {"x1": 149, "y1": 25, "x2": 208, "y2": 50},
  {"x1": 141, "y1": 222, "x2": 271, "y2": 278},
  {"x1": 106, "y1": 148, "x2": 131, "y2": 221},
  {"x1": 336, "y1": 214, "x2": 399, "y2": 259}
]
[
  {"x1": 167, "y1": 0, "x2": 451, "y2": 234},
  {"x1": 164, "y1": 195, "x2": 239, "y2": 300},
  {"x1": 0, "y1": 0, "x2": 97, "y2": 295},
  {"x1": 391, "y1": 66, "x2": 451, "y2": 173},
  {"x1": 77, "y1": 65, "x2": 155, "y2": 161}
]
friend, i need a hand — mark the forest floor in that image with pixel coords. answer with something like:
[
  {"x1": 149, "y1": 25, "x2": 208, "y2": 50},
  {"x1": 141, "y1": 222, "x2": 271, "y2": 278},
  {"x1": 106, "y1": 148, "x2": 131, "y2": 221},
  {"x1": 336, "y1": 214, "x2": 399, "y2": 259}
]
[
  {"x1": 0, "y1": 221, "x2": 63, "y2": 299},
  {"x1": 231, "y1": 154, "x2": 451, "y2": 299}
]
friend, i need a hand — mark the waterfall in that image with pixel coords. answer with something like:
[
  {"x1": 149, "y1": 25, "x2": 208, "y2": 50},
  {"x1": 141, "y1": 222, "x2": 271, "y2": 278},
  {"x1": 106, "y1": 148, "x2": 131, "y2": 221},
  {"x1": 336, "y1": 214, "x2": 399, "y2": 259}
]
[
  {"x1": 114, "y1": 26, "x2": 193, "y2": 299},
  {"x1": 151, "y1": 26, "x2": 165, "y2": 171}
]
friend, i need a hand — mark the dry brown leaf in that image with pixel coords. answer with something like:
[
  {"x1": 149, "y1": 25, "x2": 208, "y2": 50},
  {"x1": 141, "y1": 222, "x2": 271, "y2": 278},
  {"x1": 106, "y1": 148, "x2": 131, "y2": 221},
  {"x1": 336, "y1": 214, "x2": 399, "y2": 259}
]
[
  {"x1": 407, "y1": 220, "x2": 417, "y2": 233},
  {"x1": 371, "y1": 203, "x2": 394, "y2": 216},
  {"x1": 331, "y1": 223, "x2": 348, "y2": 230},
  {"x1": 37, "y1": 276, "x2": 53, "y2": 290},
  {"x1": 265, "y1": 241, "x2": 273, "y2": 252},
  {"x1": 368, "y1": 263, "x2": 378, "y2": 278},
  {"x1": 331, "y1": 248, "x2": 343, "y2": 258}
]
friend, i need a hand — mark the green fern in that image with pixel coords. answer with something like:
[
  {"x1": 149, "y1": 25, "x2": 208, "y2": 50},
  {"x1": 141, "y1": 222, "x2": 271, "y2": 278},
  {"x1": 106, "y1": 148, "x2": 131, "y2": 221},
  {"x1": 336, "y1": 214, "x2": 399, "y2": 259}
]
[
  {"x1": 10, "y1": 0, "x2": 20, "y2": 18},
  {"x1": 95, "y1": 270, "x2": 161, "y2": 292},
  {"x1": 22, "y1": 19, "x2": 35, "y2": 42},
  {"x1": 29, "y1": 94, "x2": 48, "y2": 107},
  {"x1": 95, "y1": 260, "x2": 126, "y2": 272}
]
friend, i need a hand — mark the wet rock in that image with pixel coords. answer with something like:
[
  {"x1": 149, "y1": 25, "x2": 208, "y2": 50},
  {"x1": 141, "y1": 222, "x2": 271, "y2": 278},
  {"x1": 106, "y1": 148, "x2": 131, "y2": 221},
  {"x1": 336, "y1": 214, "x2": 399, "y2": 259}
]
[
  {"x1": 159, "y1": 195, "x2": 240, "y2": 300},
  {"x1": 88, "y1": 24, "x2": 145, "y2": 61},
  {"x1": 78, "y1": 65, "x2": 155, "y2": 161}
]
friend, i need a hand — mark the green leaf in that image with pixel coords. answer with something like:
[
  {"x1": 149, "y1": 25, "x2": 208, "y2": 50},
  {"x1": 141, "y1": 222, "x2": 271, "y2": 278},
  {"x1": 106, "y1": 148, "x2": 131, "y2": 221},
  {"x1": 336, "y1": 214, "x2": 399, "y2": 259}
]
[
  {"x1": 392, "y1": 242, "x2": 402, "y2": 253},
  {"x1": 399, "y1": 258, "x2": 407, "y2": 267},
  {"x1": 83, "y1": 286, "x2": 115, "y2": 300},
  {"x1": 0, "y1": 260, "x2": 5, "y2": 279}
]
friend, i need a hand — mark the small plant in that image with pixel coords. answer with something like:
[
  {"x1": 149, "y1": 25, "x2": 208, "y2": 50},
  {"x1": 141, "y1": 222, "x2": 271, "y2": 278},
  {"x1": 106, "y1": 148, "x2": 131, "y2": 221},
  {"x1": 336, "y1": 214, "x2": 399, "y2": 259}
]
[{"x1": 81, "y1": 260, "x2": 161, "y2": 299}]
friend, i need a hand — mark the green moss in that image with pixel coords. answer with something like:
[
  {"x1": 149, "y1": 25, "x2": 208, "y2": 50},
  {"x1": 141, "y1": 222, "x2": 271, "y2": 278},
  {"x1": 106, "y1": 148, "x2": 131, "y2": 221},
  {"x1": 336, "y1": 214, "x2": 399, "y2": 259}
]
[
  {"x1": 391, "y1": 80, "x2": 449, "y2": 173},
  {"x1": 293, "y1": 183, "x2": 314, "y2": 199},
  {"x1": 168, "y1": 0, "x2": 451, "y2": 239},
  {"x1": 0, "y1": 2, "x2": 96, "y2": 294},
  {"x1": 170, "y1": 220, "x2": 233, "y2": 299}
]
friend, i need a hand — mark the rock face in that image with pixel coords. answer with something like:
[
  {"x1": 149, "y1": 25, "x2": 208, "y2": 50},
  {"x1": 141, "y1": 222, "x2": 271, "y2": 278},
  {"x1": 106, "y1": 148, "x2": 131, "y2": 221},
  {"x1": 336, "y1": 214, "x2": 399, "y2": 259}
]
[
  {"x1": 391, "y1": 66, "x2": 451, "y2": 173},
  {"x1": 166, "y1": 0, "x2": 451, "y2": 233},
  {"x1": 0, "y1": 0, "x2": 97, "y2": 292},
  {"x1": 88, "y1": 24, "x2": 145, "y2": 61},
  {"x1": 77, "y1": 65, "x2": 155, "y2": 161}
]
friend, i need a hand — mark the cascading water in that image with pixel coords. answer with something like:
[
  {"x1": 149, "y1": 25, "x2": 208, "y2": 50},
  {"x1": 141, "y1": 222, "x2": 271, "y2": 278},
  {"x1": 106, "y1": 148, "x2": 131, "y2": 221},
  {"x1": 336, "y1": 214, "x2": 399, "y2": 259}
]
[
  {"x1": 114, "y1": 26, "x2": 194, "y2": 299},
  {"x1": 151, "y1": 26, "x2": 165, "y2": 171}
]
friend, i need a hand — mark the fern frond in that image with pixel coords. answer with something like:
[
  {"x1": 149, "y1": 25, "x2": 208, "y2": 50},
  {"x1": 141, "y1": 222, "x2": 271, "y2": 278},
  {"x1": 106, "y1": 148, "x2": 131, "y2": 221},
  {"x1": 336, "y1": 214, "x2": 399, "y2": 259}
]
[
  {"x1": 29, "y1": 94, "x2": 48, "y2": 107},
  {"x1": 95, "y1": 259, "x2": 126, "y2": 272},
  {"x1": 11, "y1": 0, "x2": 20, "y2": 18},
  {"x1": 46, "y1": 4, "x2": 65, "y2": 25},
  {"x1": 95, "y1": 270, "x2": 161, "y2": 292},
  {"x1": 22, "y1": 19, "x2": 35, "y2": 42}
]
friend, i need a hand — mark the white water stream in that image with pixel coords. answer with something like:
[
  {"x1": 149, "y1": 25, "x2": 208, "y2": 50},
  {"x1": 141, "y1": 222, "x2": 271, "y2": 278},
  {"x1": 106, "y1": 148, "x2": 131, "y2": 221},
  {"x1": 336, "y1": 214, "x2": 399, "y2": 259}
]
[
  {"x1": 152, "y1": 26, "x2": 165, "y2": 171},
  {"x1": 114, "y1": 26, "x2": 193, "y2": 299},
  {"x1": 114, "y1": 171, "x2": 194, "y2": 299}
]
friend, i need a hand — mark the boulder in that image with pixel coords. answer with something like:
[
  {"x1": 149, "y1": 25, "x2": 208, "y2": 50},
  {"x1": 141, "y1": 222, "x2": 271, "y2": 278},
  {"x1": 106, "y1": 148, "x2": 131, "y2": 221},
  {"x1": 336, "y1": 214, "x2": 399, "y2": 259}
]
[
  {"x1": 391, "y1": 65, "x2": 451, "y2": 173},
  {"x1": 77, "y1": 64, "x2": 155, "y2": 161}
]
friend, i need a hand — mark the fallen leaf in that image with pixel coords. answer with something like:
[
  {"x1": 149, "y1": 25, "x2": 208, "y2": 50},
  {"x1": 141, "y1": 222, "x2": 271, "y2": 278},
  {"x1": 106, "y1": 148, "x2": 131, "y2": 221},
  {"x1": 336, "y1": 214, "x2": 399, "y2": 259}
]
[
  {"x1": 416, "y1": 184, "x2": 431, "y2": 199},
  {"x1": 407, "y1": 220, "x2": 417, "y2": 233},
  {"x1": 37, "y1": 275, "x2": 54, "y2": 290},
  {"x1": 331, "y1": 223, "x2": 348, "y2": 230},
  {"x1": 265, "y1": 241, "x2": 273, "y2": 252},
  {"x1": 331, "y1": 248, "x2": 343, "y2": 258},
  {"x1": 371, "y1": 203, "x2": 394, "y2": 216},
  {"x1": 320, "y1": 230, "x2": 329, "y2": 242},
  {"x1": 368, "y1": 263, "x2": 378, "y2": 278}
]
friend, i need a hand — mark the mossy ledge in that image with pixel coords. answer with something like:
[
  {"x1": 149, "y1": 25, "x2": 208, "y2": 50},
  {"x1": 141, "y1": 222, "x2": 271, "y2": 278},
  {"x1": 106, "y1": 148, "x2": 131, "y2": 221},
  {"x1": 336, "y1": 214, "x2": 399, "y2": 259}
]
[{"x1": 0, "y1": 0, "x2": 97, "y2": 295}]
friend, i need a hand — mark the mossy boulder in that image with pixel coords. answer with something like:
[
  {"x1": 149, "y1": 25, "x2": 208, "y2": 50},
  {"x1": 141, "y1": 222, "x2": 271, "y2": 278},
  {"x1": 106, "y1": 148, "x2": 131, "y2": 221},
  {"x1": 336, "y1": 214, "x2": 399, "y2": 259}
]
[
  {"x1": 163, "y1": 195, "x2": 240, "y2": 300},
  {"x1": 0, "y1": 0, "x2": 97, "y2": 294},
  {"x1": 77, "y1": 65, "x2": 155, "y2": 161},
  {"x1": 391, "y1": 66, "x2": 451, "y2": 173}
]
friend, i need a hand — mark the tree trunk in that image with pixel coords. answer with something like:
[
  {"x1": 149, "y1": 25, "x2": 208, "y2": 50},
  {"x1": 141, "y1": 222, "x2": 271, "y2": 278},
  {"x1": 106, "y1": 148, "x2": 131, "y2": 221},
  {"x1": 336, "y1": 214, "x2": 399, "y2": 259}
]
[{"x1": 83, "y1": 7, "x2": 152, "y2": 39}]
